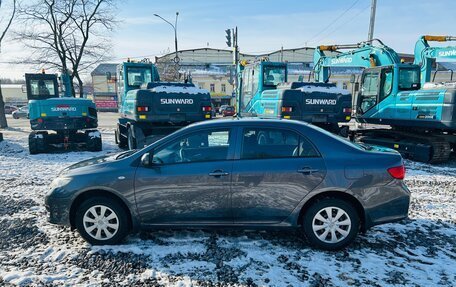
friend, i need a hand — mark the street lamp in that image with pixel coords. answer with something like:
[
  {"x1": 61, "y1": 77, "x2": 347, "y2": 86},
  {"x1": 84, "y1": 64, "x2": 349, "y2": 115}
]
[{"x1": 154, "y1": 12, "x2": 179, "y2": 64}]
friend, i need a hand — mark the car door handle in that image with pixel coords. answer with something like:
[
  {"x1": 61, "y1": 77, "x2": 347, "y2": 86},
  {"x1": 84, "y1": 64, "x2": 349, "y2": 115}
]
[
  {"x1": 297, "y1": 167, "x2": 319, "y2": 174},
  {"x1": 209, "y1": 171, "x2": 229, "y2": 177}
]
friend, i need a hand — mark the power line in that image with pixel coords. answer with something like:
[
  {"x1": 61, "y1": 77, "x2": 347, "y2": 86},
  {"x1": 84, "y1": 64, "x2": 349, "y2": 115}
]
[
  {"x1": 302, "y1": 0, "x2": 362, "y2": 46},
  {"x1": 311, "y1": 3, "x2": 371, "y2": 45}
]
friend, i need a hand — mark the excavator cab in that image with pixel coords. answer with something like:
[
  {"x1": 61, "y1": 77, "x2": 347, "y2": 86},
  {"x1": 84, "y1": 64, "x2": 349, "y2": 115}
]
[
  {"x1": 356, "y1": 64, "x2": 421, "y2": 117},
  {"x1": 238, "y1": 61, "x2": 287, "y2": 114},
  {"x1": 25, "y1": 73, "x2": 59, "y2": 101}
]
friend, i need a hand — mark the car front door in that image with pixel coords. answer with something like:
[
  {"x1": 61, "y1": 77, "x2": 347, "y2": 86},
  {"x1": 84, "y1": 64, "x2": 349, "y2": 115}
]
[
  {"x1": 231, "y1": 127, "x2": 326, "y2": 224},
  {"x1": 134, "y1": 127, "x2": 236, "y2": 225}
]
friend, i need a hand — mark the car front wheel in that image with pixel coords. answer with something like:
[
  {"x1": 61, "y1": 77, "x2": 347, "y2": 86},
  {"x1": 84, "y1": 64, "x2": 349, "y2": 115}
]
[
  {"x1": 75, "y1": 197, "x2": 130, "y2": 245},
  {"x1": 302, "y1": 198, "x2": 359, "y2": 250}
]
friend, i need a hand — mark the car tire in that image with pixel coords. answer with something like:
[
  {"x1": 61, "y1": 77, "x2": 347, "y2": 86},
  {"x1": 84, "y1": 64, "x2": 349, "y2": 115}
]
[
  {"x1": 13, "y1": 114, "x2": 18, "y2": 119},
  {"x1": 302, "y1": 198, "x2": 359, "y2": 251},
  {"x1": 75, "y1": 196, "x2": 130, "y2": 245}
]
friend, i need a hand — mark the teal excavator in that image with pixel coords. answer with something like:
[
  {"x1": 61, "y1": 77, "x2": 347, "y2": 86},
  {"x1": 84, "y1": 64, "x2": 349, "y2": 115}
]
[{"x1": 313, "y1": 38, "x2": 456, "y2": 163}]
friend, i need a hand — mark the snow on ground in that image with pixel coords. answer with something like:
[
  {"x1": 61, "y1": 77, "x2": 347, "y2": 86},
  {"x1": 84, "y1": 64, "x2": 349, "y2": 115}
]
[{"x1": 0, "y1": 127, "x2": 455, "y2": 286}]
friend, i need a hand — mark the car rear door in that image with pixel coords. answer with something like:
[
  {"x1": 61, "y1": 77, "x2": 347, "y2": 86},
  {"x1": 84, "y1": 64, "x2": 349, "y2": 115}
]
[
  {"x1": 134, "y1": 127, "x2": 236, "y2": 225},
  {"x1": 231, "y1": 126, "x2": 326, "y2": 224}
]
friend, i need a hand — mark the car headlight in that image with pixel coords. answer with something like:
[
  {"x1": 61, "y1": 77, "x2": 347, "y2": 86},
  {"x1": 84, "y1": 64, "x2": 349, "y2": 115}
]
[{"x1": 49, "y1": 177, "x2": 72, "y2": 190}]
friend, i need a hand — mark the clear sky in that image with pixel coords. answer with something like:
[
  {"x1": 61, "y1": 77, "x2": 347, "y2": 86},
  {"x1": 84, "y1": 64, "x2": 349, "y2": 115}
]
[{"x1": 0, "y1": 0, "x2": 455, "y2": 79}]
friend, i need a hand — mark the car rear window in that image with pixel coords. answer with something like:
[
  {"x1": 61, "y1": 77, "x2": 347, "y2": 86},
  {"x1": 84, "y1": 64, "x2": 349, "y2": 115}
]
[{"x1": 241, "y1": 128, "x2": 319, "y2": 159}]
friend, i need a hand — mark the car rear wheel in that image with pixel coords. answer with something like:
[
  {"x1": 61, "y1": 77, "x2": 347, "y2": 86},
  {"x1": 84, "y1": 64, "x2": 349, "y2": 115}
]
[
  {"x1": 75, "y1": 197, "x2": 130, "y2": 245},
  {"x1": 302, "y1": 198, "x2": 359, "y2": 250}
]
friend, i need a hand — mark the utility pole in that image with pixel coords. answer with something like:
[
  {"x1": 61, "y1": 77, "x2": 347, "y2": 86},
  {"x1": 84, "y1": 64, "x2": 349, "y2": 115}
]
[
  {"x1": 281, "y1": 45, "x2": 284, "y2": 62},
  {"x1": 367, "y1": 0, "x2": 377, "y2": 41},
  {"x1": 233, "y1": 26, "x2": 239, "y2": 107}
]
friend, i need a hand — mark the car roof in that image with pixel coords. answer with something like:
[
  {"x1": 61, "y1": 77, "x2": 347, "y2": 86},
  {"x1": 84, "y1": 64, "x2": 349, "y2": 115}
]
[{"x1": 185, "y1": 117, "x2": 310, "y2": 130}]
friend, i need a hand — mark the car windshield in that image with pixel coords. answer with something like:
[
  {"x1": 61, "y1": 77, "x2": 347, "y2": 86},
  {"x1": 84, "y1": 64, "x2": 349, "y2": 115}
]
[
  {"x1": 398, "y1": 68, "x2": 420, "y2": 90},
  {"x1": 263, "y1": 66, "x2": 286, "y2": 87}
]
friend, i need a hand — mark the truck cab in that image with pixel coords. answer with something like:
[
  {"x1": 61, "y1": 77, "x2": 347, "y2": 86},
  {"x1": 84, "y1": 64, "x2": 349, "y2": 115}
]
[{"x1": 116, "y1": 61, "x2": 160, "y2": 110}]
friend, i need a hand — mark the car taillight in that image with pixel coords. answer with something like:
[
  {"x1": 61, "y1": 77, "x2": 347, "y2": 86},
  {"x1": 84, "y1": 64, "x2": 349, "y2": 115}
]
[
  {"x1": 343, "y1": 108, "x2": 352, "y2": 114},
  {"x1": 202, "y1": 106, "x2": 212, "y2": 112},
  {"x1": 387, "y1": 165, "x2": 405, "y2": 180},
  {"x1": 281, "y1": 107, "x2": 293, "y2": 112},
  {"x1": 137, "y1": 106, "x2": 149, "y2": 112}
]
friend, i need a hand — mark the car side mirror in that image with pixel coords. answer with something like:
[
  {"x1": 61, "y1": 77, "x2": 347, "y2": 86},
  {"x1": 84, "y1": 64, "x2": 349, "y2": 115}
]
[{"x1": 141, "y1": 152, "x2": 151, "y2": 166}]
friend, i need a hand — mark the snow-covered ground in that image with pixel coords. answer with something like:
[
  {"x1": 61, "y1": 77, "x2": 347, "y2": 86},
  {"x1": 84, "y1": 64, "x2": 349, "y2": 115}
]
[{"x1": 0, "y1": 126, "x2": 455, "y2": 286}]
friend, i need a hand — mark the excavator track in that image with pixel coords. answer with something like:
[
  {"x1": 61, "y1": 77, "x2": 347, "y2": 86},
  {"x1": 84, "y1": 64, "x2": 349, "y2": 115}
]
[{"x1": 356, "y1": 129, "x2": 452, "y2": 164}]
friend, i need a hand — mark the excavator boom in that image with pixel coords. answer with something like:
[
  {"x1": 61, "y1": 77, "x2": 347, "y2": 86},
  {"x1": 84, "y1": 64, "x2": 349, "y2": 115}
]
[{"x1": 414, "y1": 35, "x2": 456, "y2": 84}]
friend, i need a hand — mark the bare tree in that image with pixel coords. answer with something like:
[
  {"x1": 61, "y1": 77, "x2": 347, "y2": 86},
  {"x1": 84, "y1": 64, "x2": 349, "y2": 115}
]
[
  {"x1": 15, "y1": 0, "x2": 115, "y2": 97},
  {"x1": 0, "y1": 0, "x2": 16, "y2": 129}
]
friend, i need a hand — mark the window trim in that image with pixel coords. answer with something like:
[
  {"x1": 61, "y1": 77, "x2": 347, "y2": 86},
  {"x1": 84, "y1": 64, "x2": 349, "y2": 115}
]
[
  {"x1": 237, "y1": 126, "x2": 321, "y2": 161},
  {"x1": 148, "y1": 127, "x2": 236, "y2": 166}
]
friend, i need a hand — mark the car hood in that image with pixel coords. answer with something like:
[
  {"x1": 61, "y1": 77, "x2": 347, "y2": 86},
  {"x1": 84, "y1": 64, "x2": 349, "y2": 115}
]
[{"x1": 59, "y1": 150, "x2": 135, "y2": 176}]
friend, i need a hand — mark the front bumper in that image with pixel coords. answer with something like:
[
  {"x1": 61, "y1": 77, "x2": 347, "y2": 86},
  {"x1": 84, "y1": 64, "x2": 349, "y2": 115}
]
[{"x1": 44, "y1": 190, "x2": 72, "y2": 226}]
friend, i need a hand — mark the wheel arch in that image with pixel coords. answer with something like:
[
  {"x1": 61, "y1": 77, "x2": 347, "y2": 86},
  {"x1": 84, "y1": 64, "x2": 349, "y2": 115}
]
[
  {"x1": 69, "y1": 189, "x2": 136, "y2": 231},
  {"x1": 297, "y1": 190, "x2": 367, "y2": 232}
]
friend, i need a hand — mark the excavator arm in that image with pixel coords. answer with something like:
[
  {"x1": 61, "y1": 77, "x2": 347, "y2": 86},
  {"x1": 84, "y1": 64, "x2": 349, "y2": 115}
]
[
  {"x1": 413, "y1": 35, "x2": 456, "y2": 84},
  {"x1": 313, "y1": 39, "x2": 401, "y2": 83}
]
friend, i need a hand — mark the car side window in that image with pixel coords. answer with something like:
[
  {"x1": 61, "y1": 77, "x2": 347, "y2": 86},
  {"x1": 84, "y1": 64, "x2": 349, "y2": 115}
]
[
  {"x1": 153, "y1": 129, "x2": 231, "y2": 164},
  {"x1": 241, "y1": 128, "x2": 319, "y2": 159}
]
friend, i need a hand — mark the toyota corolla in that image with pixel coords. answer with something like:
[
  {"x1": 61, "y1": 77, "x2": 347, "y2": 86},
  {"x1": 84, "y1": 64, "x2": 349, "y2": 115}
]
[{"x1": 45, "y1": 118, "x2": 410, "y2": 250}]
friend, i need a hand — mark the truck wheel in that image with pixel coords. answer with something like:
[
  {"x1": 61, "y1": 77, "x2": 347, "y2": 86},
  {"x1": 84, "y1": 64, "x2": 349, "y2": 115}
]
[
  {"x1": 302, "y1": 198, "x2": 359, "y2": 251},
  {"x1": 29, "y1": 132, "x2": 48, "y2": 154},
  {"x1": 127, "y1": 127, "x2": 136, "y2": 150},
  {"x1": 75, "y1": 196, "x2": 130, "y2": 245},
  {"x1": 85, "y1": 130, "x2": 102, "y2": 152},
  {"x1": 115, "y1": 128, "x2": 127, "y2": 149}
]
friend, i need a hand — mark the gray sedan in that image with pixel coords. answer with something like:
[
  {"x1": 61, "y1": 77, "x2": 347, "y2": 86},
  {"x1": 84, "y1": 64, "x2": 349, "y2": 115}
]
[{"x1": 45, "y1": 118, "x2": 410, "y2": 250}]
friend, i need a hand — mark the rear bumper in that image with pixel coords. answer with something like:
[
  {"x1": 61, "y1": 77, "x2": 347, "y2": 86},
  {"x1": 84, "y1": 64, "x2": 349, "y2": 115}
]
[
  {"x1": 31, "y1": 116, "x2": 97, "y2": 131},
  {"x1": 132, "y1": 113, "x2": 212, "y2": 123},
  {"x1": 363, "y1": 181, "x2": 411, "y2": 230},
  {"x1": 286, "y1": 114, "x2": 351, "y2": 124}
]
